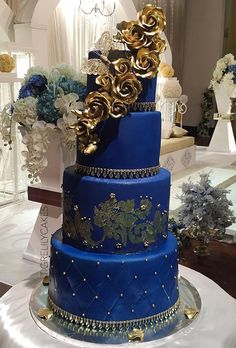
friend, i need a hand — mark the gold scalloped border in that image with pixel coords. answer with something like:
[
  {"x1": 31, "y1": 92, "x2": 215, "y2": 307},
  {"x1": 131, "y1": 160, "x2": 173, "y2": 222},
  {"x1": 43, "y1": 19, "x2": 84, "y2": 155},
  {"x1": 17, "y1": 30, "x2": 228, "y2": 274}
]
[
  {"x1": 75, "y1": 164, "x2": 160, "y2": 179},
  {"x1": 48, "y1": 296, "x2": 180, "y2": 331}
]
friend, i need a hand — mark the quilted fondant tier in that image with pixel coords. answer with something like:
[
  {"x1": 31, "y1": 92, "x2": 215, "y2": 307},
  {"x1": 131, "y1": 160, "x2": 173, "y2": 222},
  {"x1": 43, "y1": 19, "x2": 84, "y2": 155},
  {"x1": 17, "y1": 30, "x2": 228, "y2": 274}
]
[
  {"x1": 63, "y1": 166, "x2": 170, "y2": 253},
  {"x1": 77, "y1": 111, "x2": 161, "y2": 170},
  {"x1": 49, "y1": 229, "x2": 179, "y2": 324}
]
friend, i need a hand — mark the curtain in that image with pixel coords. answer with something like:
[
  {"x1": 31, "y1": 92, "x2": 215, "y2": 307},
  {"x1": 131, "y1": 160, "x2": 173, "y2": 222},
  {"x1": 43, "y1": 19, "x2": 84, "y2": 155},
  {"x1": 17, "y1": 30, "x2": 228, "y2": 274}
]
[
  {"x1": 48, "y1": 0, "x2": 115, "y2": 72},
  {"x1": 4, "y1": 0, "x2": 37, "y2": 23},
  {"x1": 132, "y1": 0, "x2": 186, "y2": 83}
]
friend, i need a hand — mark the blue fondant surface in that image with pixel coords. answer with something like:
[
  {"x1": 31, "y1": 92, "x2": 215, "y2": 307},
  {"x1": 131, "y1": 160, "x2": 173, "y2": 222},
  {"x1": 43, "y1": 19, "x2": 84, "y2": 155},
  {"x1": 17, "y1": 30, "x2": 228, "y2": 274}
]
[
  {"x1": 49, "y1": 229, "x2": 179, "y2": 322},
  {"x1": 77, "y1": 111, "x2": 161, "y2": 169},
  {"x1": 63, "y1": 166, "x2": 170, "y2": 253}
]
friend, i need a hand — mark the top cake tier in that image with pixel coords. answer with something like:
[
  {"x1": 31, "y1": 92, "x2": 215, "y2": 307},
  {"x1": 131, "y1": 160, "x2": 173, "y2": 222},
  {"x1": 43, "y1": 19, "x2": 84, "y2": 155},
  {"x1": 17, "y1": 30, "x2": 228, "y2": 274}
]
[
  {"x1": 87, "y1": 51, "x2": 157, "y2": 103},
  {"x1": 77, "y1": 111, "x2": 161, "y2": 172}
]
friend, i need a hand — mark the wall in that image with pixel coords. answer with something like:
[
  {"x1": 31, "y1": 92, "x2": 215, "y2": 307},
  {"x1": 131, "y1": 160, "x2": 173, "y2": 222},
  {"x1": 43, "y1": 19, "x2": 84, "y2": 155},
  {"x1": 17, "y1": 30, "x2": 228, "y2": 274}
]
[{"x1": 182, "y1": 0, "x2": 225, "y2": 127}]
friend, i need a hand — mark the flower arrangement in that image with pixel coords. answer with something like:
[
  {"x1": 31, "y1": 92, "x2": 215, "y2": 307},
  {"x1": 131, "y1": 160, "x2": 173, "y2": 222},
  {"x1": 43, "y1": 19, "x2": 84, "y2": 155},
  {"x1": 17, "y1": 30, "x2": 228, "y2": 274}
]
[
  {"x1": 159, "y1": 62, "x2": 174, "y2": 78},
  {"x1": 0, "y1": 54, "x2": 15, "y2": 72},
  {"x1": 177, "y1": 173, "x2": 235, "y2": 244},
  {"x1": 1, "y1": 64, "x2": 86, "y2": 182},
  {"x1": 209, "y1": 53, "x2": 236, "y2": 88},
  {"x1": 75, "y1": 4, "x2": 166, "y2": 155},
  {"x1": 161, "y1": 79, "x2": 182, "y2": 99}
]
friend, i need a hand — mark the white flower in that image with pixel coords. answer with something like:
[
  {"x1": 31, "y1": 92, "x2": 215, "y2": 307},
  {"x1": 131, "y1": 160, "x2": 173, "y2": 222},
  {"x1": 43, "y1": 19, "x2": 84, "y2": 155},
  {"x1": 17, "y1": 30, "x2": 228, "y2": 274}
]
[
  {"x1": 56, "y1": 118, "x2": 77, "y2": 150},
  {"x1": 54, "y1": 92, "x2": 81, "y2": 115},
  {"x1": 12, "y1": 97, "x2": 38, "y2": 126},
  {"x1": 48, "y1": 63, "x2": 86, "y2": 84},
  {"x1": 162, "y1": 79, "x2": 182, "y2": 98},
  {"x1": 209, "y1": 53, "x2": 236, "y2": 88},
  {"x1": 20, "y1": 122, "x2": 55, "y2": 182}
]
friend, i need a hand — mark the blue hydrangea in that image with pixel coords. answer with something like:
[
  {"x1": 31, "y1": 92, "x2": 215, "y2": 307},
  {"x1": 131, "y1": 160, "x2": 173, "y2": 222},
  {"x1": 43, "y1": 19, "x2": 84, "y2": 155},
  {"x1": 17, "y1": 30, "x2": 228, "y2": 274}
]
[
  {"x1": 36, "y1": 86, "x2": 62, "y2": 124},
  {"x1": 28, "y1": 74, "x2": 48, "y2": 96},
  {"x1": 57, "y1": 76, "x2": 87, "y2": 101},
  {"x1": 228, "y1": 65, "x2": 236, "y2": 84},
  {"x1": 18, "y1": 85, "x2": 33, "y2": 99}
]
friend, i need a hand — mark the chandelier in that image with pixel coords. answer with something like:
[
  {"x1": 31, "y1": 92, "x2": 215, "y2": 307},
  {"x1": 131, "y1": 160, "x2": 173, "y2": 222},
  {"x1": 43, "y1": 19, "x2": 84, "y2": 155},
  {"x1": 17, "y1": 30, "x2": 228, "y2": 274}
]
[{"x1": 79, "y1": 0, "x2": 116, "y2": 17}]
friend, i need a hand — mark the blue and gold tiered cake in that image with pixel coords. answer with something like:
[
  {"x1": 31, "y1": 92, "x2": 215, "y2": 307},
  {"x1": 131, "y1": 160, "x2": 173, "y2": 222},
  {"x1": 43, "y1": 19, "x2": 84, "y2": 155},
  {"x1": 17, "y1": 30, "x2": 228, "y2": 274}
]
[{"x1": 48, "y1": 4, "x2": 179, "y2": 333}]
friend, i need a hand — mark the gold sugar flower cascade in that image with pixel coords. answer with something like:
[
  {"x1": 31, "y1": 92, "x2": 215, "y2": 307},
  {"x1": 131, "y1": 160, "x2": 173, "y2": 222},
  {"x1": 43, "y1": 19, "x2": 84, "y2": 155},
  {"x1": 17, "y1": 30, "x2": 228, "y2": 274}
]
[{"x1": 73, "y1": 4, "x2": 166, "y2": 155}]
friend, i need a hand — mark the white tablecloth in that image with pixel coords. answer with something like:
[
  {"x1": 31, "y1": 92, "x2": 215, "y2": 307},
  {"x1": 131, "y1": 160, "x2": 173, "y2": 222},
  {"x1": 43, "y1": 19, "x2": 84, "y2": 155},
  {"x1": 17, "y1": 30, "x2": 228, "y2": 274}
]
[{"x1": 0, "y1": 265, "x2": 236, "y2": 348}]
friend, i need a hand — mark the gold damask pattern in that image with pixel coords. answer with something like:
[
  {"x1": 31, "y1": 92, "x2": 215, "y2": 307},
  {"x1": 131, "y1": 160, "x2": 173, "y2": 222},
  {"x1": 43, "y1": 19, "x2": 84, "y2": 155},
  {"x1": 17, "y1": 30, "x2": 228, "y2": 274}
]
[
  {"x1": 72, "y1": 5, "x2": 166, "y2": 154},
  {"x1": 63, "y1": 192, "x2": 168, "y2": 248}
]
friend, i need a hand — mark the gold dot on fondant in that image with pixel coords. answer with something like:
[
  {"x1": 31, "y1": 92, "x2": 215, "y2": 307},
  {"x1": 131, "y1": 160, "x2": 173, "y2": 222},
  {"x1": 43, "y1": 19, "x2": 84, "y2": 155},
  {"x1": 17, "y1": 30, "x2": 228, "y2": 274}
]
[
  {"x1": 152, "y1": 304, "x2": 155, "y2": 308},
  {"x1": 96, "y1": 262, "x2": 100, "y2": 265},
  {"x1": 144, "y1": 290, "x2": 148, "y2": 294},
  {"x1": 174, "y1": 275, "x2": 177, "y2": 279},
  {"x1": 170, "y1": 265, "x2": 173, "y2": 269},
  {"x1": 168, "y1": 296, "x2": 170, "y2": 300},
  {"x1": 164, "y1": 255, "x2": 168, "y2": 258},
  {"x1": 82, "y1": 313, "x2": 85, "y2": 317},
  {"x1": 162, "y1": 285, "x2": 165, "y2": 288},
  {"x1": 107, "y1": 311, "x2": 111, "y2": 315},
  {"x1": 83, "y1": 278, "x2": 86, "y2": 282},
  {"x1": 56, "y1": 251, "x2": 58, "y2": 255},
  {"x1": 110, "y1": 193, "x2": 116, "y2": 199},
  {"x1": 175, "y1": 249, "x2": 178, "y2": 252},
  {"x1": 154, "y1": 271, "x2": 157, "y2": 275},
  {"x1": 71, "y1": 260, "x2": 74, "y2": 263},
  {"x1": 121, "y1": 261, "x2": 125, "y2": 265},
  {"x1": 134, "y1": 275, "x2": 138, "y2": 279},
  {"x1": 120, "y1": 293, "x2": 124, "y2": 297},
  {"x1": 145, "y1": 259, "x2": 148, "y2": 262},
  {"x1": 107, "y1": 274, "x2": 110, "y2": 278},
  {"x1": 95, "y1": 295, "x2": 99, "y2": 299},
  {"x1": 131, "y1": 309, "x2": 135, "y2": 313},
  {"x1": 177, "y1": 258, "x2": 180, "y2": 262},
  {"x1": 63, "y1": 272, "x2": 66, "y2": 275},
  {"x1": 177, "y1": 286, "x2": 179, "y2": 290},
  {"x1": 72, "y1": 293, "x2": 75, "y2": 296}
]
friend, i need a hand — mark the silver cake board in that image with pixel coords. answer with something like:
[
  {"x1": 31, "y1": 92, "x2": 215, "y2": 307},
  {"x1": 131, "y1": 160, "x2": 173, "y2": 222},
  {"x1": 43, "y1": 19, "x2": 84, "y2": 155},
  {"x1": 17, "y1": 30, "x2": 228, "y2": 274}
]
[{"x1": 29, "y1": 276, "x2": 201, "y2": 345}]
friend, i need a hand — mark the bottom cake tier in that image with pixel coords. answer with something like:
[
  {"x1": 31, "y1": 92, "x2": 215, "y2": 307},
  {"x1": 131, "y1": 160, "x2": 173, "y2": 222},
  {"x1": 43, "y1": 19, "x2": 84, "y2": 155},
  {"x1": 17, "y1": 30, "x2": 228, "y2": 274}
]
[{"x1": 48, "y1": 230, "x2": 179, "y2": 330}]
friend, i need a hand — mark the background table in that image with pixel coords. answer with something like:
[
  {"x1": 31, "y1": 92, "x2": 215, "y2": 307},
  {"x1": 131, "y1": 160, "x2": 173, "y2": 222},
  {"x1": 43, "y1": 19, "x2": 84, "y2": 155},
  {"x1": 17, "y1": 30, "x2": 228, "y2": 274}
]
[{"x1": 0, "y1": 265, "x2": 236, "y2": 348}]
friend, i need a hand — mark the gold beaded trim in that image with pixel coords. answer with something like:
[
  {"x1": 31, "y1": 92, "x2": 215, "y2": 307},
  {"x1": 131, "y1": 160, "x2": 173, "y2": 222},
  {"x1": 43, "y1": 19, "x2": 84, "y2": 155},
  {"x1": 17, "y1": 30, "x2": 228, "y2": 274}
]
[
  {"x1": 75, "y1": 164, "x2": 160, "y2": 179},
  {"x1": 128, "y1": 102, "x2": 157, "y2": 112},
  {"x1": 48, "y1": 296, "x2": 180, "y2": 332}
]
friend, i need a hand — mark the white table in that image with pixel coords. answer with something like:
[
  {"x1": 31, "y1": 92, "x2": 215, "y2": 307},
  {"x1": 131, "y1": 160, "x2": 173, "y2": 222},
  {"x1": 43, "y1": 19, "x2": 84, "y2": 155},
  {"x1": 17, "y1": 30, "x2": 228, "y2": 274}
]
[{"x1": 0, "y1": 265, "x2": 236, "y2": 348}]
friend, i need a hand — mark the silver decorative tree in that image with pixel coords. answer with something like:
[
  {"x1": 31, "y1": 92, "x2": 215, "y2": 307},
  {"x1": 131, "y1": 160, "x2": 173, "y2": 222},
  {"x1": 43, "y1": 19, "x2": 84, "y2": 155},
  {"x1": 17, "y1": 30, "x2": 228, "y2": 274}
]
[{"x1": 177, "y1": 173, "x2": 235, "y2": 255}]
